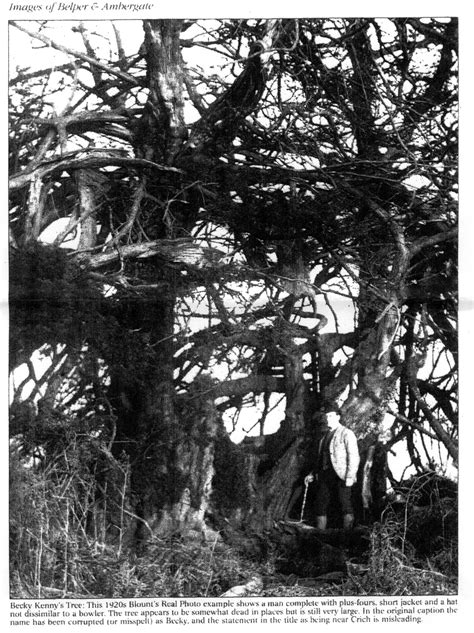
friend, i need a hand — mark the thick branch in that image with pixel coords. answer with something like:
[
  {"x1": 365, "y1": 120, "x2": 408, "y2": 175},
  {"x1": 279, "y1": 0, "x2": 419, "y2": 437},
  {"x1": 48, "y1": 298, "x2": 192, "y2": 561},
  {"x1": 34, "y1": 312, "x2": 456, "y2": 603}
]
[
  {"x1": 24, "y1": 110, "x2": 134, "y2": 144},
  {"x1": 184, "y1": 24, "x2": 280, "y2": 156},
  {"x1": 407, "y1": 20, "x2": 457, "y2": 124},
  {"x1": 140, "y1": 20, "x2": 187, "y2": 163},
  {"x1": 78, "y1": 238, "x2": 223, "y2": 270},
  {"x1": 9, "y1": 153, "x2": 181, "y2": 190},
  {"x1": 409, "y1": 227, "x2": 458, "y2": 256},
  {"x1": 212, "y1": 375, "x2": 286, "y2": 399},
  {"x1": 408, "y1": 381, "x2": 458, "y2": 464},
  {"x1": 417, "y1": 379, "x2": 457, "y2": 425}
]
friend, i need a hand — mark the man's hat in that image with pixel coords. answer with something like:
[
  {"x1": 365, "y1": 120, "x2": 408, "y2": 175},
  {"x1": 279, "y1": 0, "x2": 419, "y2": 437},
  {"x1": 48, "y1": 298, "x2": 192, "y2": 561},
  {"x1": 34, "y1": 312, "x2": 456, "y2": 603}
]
[
  {"x1": 322, "y1": 404, "x2": 340, "y2": 415},
  {"x1": 311, "y1": 407, "x2": 339, "y2": 422}
]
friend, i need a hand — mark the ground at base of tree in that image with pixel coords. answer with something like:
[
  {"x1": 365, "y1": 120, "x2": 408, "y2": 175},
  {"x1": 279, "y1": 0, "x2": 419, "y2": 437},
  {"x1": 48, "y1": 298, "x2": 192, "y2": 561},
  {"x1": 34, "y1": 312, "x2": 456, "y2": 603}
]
[{"x1": 10, "y1": 504, "x2": 457, "y2": 598}]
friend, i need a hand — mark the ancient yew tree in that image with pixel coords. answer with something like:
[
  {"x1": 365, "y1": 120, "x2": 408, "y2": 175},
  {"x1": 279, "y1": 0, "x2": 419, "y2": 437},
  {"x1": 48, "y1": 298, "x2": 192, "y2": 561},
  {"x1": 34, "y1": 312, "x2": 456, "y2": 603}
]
[{"x1": 9, "y1": 18, "x2": 457, "y2": 587}]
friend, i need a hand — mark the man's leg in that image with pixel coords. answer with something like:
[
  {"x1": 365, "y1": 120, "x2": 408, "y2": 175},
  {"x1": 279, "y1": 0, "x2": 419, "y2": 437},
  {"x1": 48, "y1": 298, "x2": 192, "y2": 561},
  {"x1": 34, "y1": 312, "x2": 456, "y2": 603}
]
[
  {"x1": 313, "y1": 472, "x2": 331, "y2": 529},
  {"x1": 339, "y1": 480, "x2": 355, "y2": 529},
  {"x1": 285, "y1": 484, "x2": 303, "y2": 520},
  {"x1": 315, "y1": 515, "x2": 327, "y2": 530}
]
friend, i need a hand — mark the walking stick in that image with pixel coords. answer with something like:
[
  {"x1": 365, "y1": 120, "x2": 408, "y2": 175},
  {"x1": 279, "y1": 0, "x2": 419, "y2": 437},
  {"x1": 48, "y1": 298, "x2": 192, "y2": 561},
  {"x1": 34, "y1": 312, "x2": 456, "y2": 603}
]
[{"x1": 299, "y1": 478, "x2": 309, "y2": 522}]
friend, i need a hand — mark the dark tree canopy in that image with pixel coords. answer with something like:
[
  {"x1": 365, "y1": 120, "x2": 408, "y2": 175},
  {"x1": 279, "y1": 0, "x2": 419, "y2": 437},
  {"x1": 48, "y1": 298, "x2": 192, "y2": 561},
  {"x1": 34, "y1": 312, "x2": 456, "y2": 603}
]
[{"x1": 9, "y1": 18, "x2": 457, "y2": 593}]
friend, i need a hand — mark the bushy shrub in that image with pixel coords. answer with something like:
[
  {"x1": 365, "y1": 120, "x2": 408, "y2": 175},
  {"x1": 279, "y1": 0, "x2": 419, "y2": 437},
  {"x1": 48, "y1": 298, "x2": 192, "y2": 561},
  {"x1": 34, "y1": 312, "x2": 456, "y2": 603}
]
[
  {"x1": 338, "y1": 519, "x2": 457, "y2": 595},
  {"x1": 9, "y1": 436, "x2": 132, "y2": 598},
  {"x1": 10, "y1": 435, "x2": 272, "y2": 598}
]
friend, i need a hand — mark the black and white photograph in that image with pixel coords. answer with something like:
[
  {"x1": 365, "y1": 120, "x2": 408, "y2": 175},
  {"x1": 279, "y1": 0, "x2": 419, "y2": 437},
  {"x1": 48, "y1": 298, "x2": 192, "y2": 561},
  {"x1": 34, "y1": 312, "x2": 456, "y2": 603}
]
[{"x1": 8, "y1": 14, "x2": 459, "y2": 604}]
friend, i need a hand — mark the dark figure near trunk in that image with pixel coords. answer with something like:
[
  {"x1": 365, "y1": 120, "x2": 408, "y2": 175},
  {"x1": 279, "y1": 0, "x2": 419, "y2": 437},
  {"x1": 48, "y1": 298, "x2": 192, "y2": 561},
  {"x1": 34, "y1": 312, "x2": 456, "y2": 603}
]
[{"x1": 305, "y1": 410, "x2": 360, "y2": 530}]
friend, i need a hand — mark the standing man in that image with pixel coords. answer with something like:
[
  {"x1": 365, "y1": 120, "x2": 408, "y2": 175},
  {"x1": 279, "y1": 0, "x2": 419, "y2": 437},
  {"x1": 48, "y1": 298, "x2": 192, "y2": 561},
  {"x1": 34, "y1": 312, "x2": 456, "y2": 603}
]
[{"x1": 305, "y1": 410, "x2": 360, "y2": 530}]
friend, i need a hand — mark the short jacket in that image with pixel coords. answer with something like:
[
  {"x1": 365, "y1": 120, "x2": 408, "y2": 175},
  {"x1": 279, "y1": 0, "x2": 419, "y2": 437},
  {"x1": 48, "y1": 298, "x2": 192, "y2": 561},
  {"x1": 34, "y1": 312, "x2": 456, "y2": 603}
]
[{"x1": 317, "y1": 423, "x2": 360, "y2": 482}]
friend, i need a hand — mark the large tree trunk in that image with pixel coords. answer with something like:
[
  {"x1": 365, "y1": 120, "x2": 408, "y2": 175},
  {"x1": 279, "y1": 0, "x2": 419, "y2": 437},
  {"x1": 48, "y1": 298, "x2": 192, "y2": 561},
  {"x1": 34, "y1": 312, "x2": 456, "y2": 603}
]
[
  {"x1": 111, "y1": 20, "x2": 202, "y2": 542},
  {"x1": 239, "y1": 318, "x2": 310, "y2": 529},
  {"x1": 116, "y1": 19, "x2": 290, "y2": 542}
]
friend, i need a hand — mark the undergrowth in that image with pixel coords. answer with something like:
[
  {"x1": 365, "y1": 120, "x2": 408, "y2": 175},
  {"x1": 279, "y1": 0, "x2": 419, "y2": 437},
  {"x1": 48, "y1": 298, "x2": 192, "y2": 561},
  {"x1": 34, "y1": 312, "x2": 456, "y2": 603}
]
[
  {"x1": 10, "y1": 444, "x2": 457, "y2": 598},
  {"x1": 92, "y1": 536, "x2": 273, "y2": 598},
  {"x1": 9, "y1": 444, "x2": 273, "y2": 598},
  {"x1": 336, "y1": 519, "x2": 457, "y2": 596}
]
